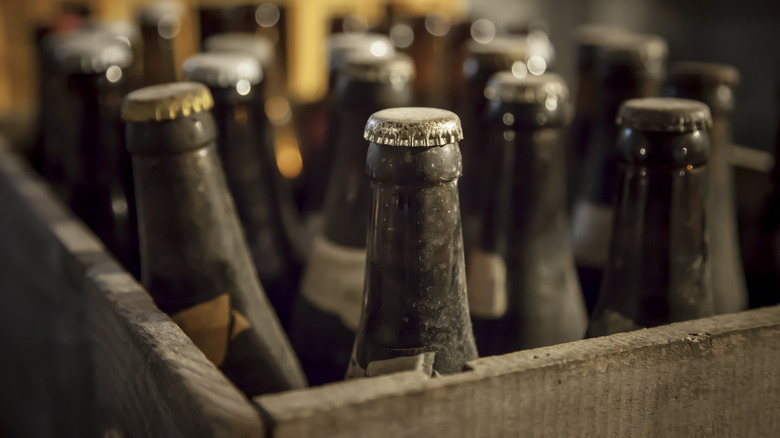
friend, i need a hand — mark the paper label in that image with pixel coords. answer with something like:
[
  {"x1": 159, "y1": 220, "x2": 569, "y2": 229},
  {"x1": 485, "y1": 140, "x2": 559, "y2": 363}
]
[
  {"x1": 301, "y1": 235, "x2": 366, "y2": 331},
  {"x1": 571, "y1": 201, "x2": 614, "y2": 267},
  {"x1": 466, "y1": 249, "x2": 508, "y2": 318}
]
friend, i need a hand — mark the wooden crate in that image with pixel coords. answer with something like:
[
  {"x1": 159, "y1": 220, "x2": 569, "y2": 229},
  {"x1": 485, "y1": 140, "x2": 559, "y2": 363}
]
[{"x1": 1, "y1": 138, "x2": 779, "y2": 437}]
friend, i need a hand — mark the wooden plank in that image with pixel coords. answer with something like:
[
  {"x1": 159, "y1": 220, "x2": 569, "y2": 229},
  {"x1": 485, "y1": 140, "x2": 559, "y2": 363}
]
[
  {"x1": 257, "y1": 305, "x2": 780, "y2": 437},
  {"x1": 0, "y1": 140, "x2": 265, "y2": 437}
]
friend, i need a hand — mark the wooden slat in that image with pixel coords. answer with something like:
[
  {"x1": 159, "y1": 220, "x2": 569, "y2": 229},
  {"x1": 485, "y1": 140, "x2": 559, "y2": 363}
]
[
  {"x1": 0, "y1": 140, "x2": 265, "y2": 437},
  {"x1": 257, "y1": 305, "x2": 780, "y2": 437}
]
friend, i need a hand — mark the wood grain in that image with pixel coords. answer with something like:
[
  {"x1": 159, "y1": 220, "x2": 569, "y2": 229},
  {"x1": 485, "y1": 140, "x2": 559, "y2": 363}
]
[
  {"x1": 0, "y1": 141, "x2": 264, "y2": 437},
  {"x1": 257, "y1": 305, "x2": 780, "y2": 437}
]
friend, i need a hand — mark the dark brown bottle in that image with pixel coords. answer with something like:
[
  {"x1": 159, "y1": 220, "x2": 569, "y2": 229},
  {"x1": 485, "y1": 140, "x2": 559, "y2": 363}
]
[
  {"x1": 588, "y1": 98, "x2": 715, "y2": 336},
  {"x1": 182, "y1": 52, "x2": 306, "y2": 329},
  {"x1": 291, "y1": 53, "x2": 414, "y2": 385},
  {"x1": 136, "y1": 1, "x2": 183, "y2": 86},
  {"x1": 298, "y1": 33, "x2": 396, "y2": 218},
  {"x1": 664, "y1": 62, "x2": 747, "y2": 314},
  {"x1": 347, "y1": 107, "x2": 478, "y2": 378},
  {"x1": 51, "y1": 30, "x2": 139, "y2": 276},
  {"x1": 469, "y1": 72, "x2": 587, "y2": 355},
  {"x1": 459, "y1": 37, "x2": 530, "y2": 249},
  {"x1": 121, "y1": 82, "x2": 307, "y2": 396},
  {"x1": 567, "y1": 26, "x2": 628, "y2": 209},
  {"x1": 570, "y1": 33, "x2": 667, "y2": 314},
  {"x1": 198, "y1": 3, "x2": 256, "y2": 46}
]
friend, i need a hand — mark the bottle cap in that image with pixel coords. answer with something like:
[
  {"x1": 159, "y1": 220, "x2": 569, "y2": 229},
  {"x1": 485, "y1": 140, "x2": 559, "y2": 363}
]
[
  {"x1": 327, "y1": 33, "x2": 395, "y2": 70},
  {"x1": 339, "y1": 52, "x2": 415, "y2": 84},
  {"x1": 203, "y1": 33, "x2": 274, "y2": 67},
  {"x1": 617, "y1": 97, "x2": 712, "y2": 132},
  {"x1": 466, "y1": 37, "x2": 529, "y2": 65},
  {"x1": 183, "y1": 52, "x2": 263, "y2": 88},
  {"x1": 364, "y1": 107, "x2": 463, "y2": 147},
  {"x1": 136, "y1": 1, "x2": 184, "y2": 26},
  {"x1": 121, "y1": 82, "x2": 214, "y2": 122},
  {"x1": 52, "y1": 30, "x2": 133, "y2": 74},
  {"x1": 574, "y1": 25, "x2": 629, "y2": 48},
  {"x1": 485, "y1": 71, "x2": 568, "y2": 105},
  {"x1": 668, "y1": 61, "x2": 740, "y2": 86},
  {"x1": 89, "y1": 19, "x2": 141, "y2": 45}
]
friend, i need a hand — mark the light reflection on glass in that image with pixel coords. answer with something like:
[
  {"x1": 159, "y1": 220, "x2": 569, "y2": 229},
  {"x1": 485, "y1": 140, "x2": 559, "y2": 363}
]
[
  {"x1": 390, "y1": 23, "x2": 414, "y2": 49},
  {"x1": 255, "y1": 3, "x2": 280, "y2": 28},
  {"x1": 470, "y1": 18, "x2": 496, "y2": 44},
  {"x1": 511, "y1": 61, "x2": 528, "y2": 78},
  {"x1": 236, "y1": 79, "x2": 251, "y2": 96},
  {"x1": 106, "y1": 65, "x2": 122, "y2": 83},
  {"x1": 527, "y1": 55, "x2": 546, "y2": 75}
]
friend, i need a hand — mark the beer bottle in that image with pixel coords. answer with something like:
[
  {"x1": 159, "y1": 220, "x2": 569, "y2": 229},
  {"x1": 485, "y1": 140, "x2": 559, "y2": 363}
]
[
  {"x1": 588, "y1": 98, "x2": 715, "y2": 336},
  {"x1": 347, "y1": 107, "x2": 478, "y2": 378},
  {"x1": 469, "y1": 72, "x2": 587, "y2": 355},
  {"x1": 571, "y1": 34, "x2": 668, "y2": 314},
  {"x1": 52, "y1": 30, "x2": 139, "y2": 275},
  {"x1": 459, "y1": 37, "x2": 530, "y2": 248},
  {"x1": 567, "y1": 26, "x2": 628, "y2": 209},
  {"x1": 182, "y1": 52, "x2": 306, "y2": 329},
  {"x1": 291, "y1": 53, "x2": 414, "y2": 385},
  {"x1": 298, "y1": 33, "x2": 395, "y2": 219},
  {"x1": 122, "y1": 82, "x2": 307, "y2": 396},
  {"x1": 136, "y1": 1, "x2": 183, "y2": 86},
  {"x1": 664, "y1": 62, "x2": 747, "y2": 314}
]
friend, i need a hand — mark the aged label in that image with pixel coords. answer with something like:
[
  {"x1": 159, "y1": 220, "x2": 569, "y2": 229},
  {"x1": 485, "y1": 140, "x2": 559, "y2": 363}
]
[
  {"x1": 171, "y1": 294, "x2": 231, "y2": 366},
  {"x1": 571, "y1": 201, "x2": 614, "y2": 267},
  {"x1": 301, "y1": 235, "x2": 366, "y2": 331},
  {"x1": 467, "y1": 249, "x2": 508, "y2": 319}
]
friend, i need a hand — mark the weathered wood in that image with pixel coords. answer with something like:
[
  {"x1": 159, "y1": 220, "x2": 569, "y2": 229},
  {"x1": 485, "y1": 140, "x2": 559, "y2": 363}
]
[
  {"x1": 257, "y1": 305, "x2": 780, "y2": 437},
  {"x1": 0, "y1": 141, "x2": 265, "y2": 437}
]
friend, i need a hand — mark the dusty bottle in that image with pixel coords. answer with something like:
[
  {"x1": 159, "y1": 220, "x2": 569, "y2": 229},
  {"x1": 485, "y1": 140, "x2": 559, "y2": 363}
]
[
  {"x1": 664, "y1": 62, "x2": 747, "y2": 314},
  {"x1": 459, "y1": 37, "x2": 530, "y2": 248},
  {"x1": 571, "y1": 33, "x2": 668, "y2": 314},
  {"x1": 299, "y1": 33, "x2": 396, "y2": 219},
  {"x1": 121, "y1": 82, "x2": 307, "y2": 396},
  {"x1": 291, "y1": 53, "x2": 414, "y2": 385},
  {"x1": 182, "y1": 52, "x2": 307, "y2": 329},
  {"x1": 567, "y1": 26, "x2": 628, "y2": 209},
  {"x1": 136, "y1": 1, "x2": 183, "y2": 86},
  {"x1": 588, "y1": 98, "x2": 715, "y2": 336},
  {"x1": 469, "y1": 72, "x2": 587, "y2": 355},
  {"x1": 347, "y1": 107, "x2": 478, "y2": 378},
  {"x1": 52, "y1": 30, "x2": 139, "y2": 276}
]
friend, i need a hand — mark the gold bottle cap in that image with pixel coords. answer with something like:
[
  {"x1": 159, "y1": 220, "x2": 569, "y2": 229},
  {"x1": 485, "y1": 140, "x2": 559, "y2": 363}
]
[
  {"x1": 121, "y1": 82, "x2": 214, "y2": 122},
  {"x1": 364, "y1": 107, "x2": 463, "y2": 147},
  {"x1": 617, "y1": 97, "x2": 712, "y2": 133},
  {"x1": 204, "y1": 33, "x2": 275, "y2": 67}
]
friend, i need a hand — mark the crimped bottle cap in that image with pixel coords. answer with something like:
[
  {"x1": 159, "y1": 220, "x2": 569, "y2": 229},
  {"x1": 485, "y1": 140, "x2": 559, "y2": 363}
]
[
  {"x1": 327, "y1": 32, "x2": 395, "y2": 69},
  {"x1": 203, "y1": 33, "x2": 274, "y2": 67},
  {"x1": 364, "y1": 107, "x2": 463, "y2": 147},
  {"x1": 466, "y1": 36, "x2": 529, "y2": 63},
  {"x1": 339, "y1": 53, "x2": 415, "y2": 84},
  {"x1": 121, "y1": 82, "x2": 214, "y2": 122},
  {"x1": 617, "y1": 98, "x2": 712, "y2": 132},
  {"x1": 668, "y1": 61, "x2": 740, "y2": 86},
  {"x1": 136, "y1": 1, "x2": 184, "y2": 26},
  {"x1": 183, "y1": 52, "x2": 263, "y2": 87},
  {"x1": 52, "y1": 30, "x2": 133, "y2": 74},
  {"x1": 485, "y1": 71, "x2": 568, "y2": 104}
]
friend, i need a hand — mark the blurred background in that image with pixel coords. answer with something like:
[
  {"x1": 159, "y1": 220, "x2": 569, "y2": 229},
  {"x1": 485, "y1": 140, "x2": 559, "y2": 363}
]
[{"x1": 1, "y1": 0, "x2": 778, "y2": 153}]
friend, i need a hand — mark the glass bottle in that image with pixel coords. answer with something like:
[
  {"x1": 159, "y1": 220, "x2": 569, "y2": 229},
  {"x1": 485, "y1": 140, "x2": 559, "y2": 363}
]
[
  {"x1": 347, "y1": 107, "x2": 478, "y2": 378},
  {"x1": 52, "y1": 30, "x2": 139, "y2": 276},
  {"x1": 571, "y1": 33, "x2": 668, "y2": 314},
  {"x1": 291, "y1": 53, "x2": 414, "y2": 385},
  {"x1": 136, "y1": 1, "x2": 183, "y2": 86},
  {"x1": 664, "y1": 61, "x2": 747, "y2": 314},
  {"x1": 588, "y1": 98, "x2": 715, "y2": 336},
  {"x1": 182, "y1": 52, "x2": 307, "y2": 329},
  {"x1": 122, "y1": 82, "x2": 307, "y2": 396},
  {"x1": 458, "y1": 36, "x2": 530, "y2": 249},
  {"x1": 469, "y1": 72, "x2": 587, "y2": 355}
]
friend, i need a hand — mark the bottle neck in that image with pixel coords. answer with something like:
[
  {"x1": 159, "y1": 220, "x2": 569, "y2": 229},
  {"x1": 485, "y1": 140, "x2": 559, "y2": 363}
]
[
  {"x1": 321, "y1": 79, "x2": 412, "y2": 247},
  {"x1": 355, "y1": 142, "x2": 476, "y2": 374},
  {"x1": 593, "y1": 129, "x2": 713, "y2": 332},
  {"x1": 141, "y1": 24, "x2": 177, "y2": 85}
]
